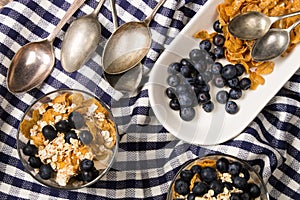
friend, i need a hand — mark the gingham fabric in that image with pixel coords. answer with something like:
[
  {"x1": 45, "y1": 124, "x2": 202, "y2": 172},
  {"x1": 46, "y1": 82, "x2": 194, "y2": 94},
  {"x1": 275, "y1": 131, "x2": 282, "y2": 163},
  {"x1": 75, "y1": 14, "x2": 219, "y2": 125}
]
[{"x1": 0, "y1": 0, "x2": 299, "y2": 199}]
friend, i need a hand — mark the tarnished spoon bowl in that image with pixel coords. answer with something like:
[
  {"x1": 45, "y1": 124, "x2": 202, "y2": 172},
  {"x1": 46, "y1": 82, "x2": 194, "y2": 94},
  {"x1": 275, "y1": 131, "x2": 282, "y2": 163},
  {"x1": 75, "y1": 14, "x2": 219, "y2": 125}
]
[
  {"x1": 61, "y1": 0, "x2": 105, "y2": 73},
  {"x1": 251, "y1": 18, "x2": 300, "y2": 61},
  {"x1": 6, "y1": 0, "x2": 86, "y2": 93},
  {"x1": 228, "y1": 10, "x2": 300, "y2": 40},
  {"x1": 102, "y1": 0, "x2": 167, "y2": 75}
]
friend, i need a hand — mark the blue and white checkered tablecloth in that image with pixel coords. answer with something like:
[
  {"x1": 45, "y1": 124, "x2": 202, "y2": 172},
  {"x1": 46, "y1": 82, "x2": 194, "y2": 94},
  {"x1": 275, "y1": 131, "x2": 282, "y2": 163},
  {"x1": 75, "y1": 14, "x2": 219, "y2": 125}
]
[{"x1": 0, "y1": 0, "x2": 299, "y2": 199}]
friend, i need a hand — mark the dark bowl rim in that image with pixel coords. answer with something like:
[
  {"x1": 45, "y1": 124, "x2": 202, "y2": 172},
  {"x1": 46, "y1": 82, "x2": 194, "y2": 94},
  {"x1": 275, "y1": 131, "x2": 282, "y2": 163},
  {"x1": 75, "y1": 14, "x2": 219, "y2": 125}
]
[
  {"x1": 17, "y1": 88, "x2": 119, "y2": 190},
  {"x1": 166, "y1": 153, "x2": 270, "y2": 200}
]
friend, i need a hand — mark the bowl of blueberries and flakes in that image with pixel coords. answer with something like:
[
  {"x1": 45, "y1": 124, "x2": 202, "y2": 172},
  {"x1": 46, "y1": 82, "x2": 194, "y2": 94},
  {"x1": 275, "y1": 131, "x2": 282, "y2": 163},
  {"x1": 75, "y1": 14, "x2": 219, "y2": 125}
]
[
  {"x1": 167, "y1": 154, "x2": 269, "y2": 200},
  {"x1": 17, "y1": 89, "x2": 118, "y2": 189}
]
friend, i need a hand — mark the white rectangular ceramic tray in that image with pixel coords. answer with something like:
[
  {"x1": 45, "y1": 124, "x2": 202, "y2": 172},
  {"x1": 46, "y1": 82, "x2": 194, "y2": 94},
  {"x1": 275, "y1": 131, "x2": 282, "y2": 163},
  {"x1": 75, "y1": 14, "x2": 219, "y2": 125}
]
[{"x1": 148, "y1": 0, "x2": 299, "y2": 145}]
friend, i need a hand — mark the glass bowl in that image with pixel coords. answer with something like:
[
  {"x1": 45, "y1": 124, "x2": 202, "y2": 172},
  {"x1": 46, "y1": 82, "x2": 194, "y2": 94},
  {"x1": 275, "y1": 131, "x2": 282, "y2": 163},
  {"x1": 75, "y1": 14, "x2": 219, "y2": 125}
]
[
  {"x1": 17, "y1": 89, "x2": 118, "y2": 190},
  {"x1": 167, "y1": 154, "x2": 269, "y2": 200}
]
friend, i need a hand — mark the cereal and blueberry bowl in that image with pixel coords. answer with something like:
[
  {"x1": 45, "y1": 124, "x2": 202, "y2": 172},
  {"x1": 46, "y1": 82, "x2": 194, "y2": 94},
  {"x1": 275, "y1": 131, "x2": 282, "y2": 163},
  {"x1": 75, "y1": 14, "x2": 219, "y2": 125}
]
[
  {"x1": 167, "y1": 154, "x2": 269, "y2": 200},
  {"x1": 17, "y1": 89, "x2": 118, "y2": 189}
]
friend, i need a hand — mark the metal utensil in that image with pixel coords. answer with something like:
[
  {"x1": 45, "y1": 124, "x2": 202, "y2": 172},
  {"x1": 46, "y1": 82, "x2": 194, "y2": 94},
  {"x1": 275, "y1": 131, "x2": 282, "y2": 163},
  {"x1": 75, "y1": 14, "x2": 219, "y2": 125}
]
[
  {"x1": 7, "y1": 0, "x2": 86, "y2": 93},
  {"x1": 102, "y1": 0, "x2": 166, "y2": 75},
  {"x1": 251, "y1": 18, "x2": 300, "y2": 61},
  {"x1": 228, "y1": 10, "x2": 300, "y2": 40},
  {"x1": 60, "y1": 0, "x2": 105, "y2": 73},
  {"x1": 104, "y1": 0, "x2": 142, "y2": 93}
]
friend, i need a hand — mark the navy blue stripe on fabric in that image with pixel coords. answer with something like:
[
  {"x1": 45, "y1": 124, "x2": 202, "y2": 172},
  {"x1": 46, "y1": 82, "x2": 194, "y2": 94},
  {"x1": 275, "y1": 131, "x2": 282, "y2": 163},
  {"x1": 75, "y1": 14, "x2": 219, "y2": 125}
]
[
  {"x1": 268, "y1": 175, "x2": 300, "y2": 199},
  {"x1": 261, "y1": 109, "x2": 300, "y2": 136},
  {"x1": 119, "y1": 141, "x2": 174, "y2": 151},
  {"x1": 0, "y1": 131, "x2": 18, "y2": 150},
  {"x1": 0, "y1": 192, "x2": 27, "y2": 200}
]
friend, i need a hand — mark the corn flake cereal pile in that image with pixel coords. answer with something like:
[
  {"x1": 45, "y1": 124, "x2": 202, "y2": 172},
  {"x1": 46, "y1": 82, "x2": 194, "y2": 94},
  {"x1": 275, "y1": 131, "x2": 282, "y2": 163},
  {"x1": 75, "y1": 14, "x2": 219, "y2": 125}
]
[
  {"x1": 194, "y1": 0, "x2": 300, "y2": 89},
  {"x1": 19, "y1": 92, "x2": 116, "y2": 186}
]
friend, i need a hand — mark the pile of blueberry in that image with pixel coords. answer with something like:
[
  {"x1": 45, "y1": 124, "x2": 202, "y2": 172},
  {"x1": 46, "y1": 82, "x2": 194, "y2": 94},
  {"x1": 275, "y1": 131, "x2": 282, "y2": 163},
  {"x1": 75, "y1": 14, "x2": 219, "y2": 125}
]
[
  {"x1": 22, "y1": 111, "x2": 97, "y2": 182},
  {"x1": 165, "y1": 20, "x2": 251, "y2": 121},
  {"x1": 173, "y1": 157, "x2": 261, "y2": 200}
]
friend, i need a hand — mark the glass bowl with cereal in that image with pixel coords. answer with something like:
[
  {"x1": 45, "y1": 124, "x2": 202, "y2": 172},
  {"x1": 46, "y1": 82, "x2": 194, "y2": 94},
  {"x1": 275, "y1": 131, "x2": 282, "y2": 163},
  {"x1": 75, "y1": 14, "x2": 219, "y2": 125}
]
[
  {"x1": 17, "y1": 89, "x2": 118, "y2": 189},
  {"x1": 167, "y1": 154, "x2": 269, "y2": 200}
]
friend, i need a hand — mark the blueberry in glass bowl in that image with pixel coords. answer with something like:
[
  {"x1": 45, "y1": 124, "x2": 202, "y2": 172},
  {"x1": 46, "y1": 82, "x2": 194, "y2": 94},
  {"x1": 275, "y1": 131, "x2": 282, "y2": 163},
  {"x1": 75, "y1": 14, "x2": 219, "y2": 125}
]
[
  {"x1": 17, "y1": 89, "x2": 118, "y2": 190},
  {"x1": 167, "y1": 154, "x2": 269, "y2": 200}
]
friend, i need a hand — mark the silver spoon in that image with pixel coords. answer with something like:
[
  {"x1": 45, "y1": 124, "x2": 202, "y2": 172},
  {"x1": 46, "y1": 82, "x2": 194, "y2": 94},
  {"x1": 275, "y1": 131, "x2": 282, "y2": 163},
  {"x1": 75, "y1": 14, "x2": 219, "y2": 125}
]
[
  {"x1": 104, "y1": 0, "x2": 142, "y2": 93},
  {"x1": 60, "y1": 0, "x2": 105, "y2": 73},
  {"x1": 251, "y1": 18, "x2": 300, "y2": 61},
  {"x1": 228, "y1": 10, "x2": 300, "y2": 40},
  {"x1": 102, "y1": 0, "x2": 166, "y2": 75},
  {"x1": 7, "y1": 0, "x2": 86, "y2": 93}
]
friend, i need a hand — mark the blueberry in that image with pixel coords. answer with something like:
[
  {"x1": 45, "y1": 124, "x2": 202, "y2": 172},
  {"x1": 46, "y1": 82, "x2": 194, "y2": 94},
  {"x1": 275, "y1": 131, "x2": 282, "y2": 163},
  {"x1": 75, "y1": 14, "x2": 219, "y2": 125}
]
[
  {"x1": 22, "y1": 143, "x2": 38, "y2": 156},
  {"x1": 240, "y1": 168, "x2": 250, "y2": 181},
  {"x1": 189, "y1": 49, "x2": 210, "y2": 63},
  {"x1": 200, "y1": 167, "x2": 217, "y2": 183},
  {"x1": 213, "y1": 20, "x2": 223, "y2": 33},
  {"x1": 191, "y1": 165, "x2": 202, "y2": 175},
  {"x1": 233, "y1": 176, "x2": 248, "y2": 190},
  {"x1": 230, "y1": 193, "x2": 241, "y2": 200},
  {"x1": 181, "y1": 65, "x2": 193, "y2": 78},
  {"x1": 193, "y1": 61, "x2": 207, "y2": 73},
  {"x1": 169, "y1": 99, "x2": 180, "y2": 111},
  {"x1": 229, "y1": 88, "x2": 242, "y2": 100},
  {"x1": 216, "y1": 90, "x2": 229, "y2": 104},
  {"x1": 228, "y1": 161, "x2": 242, "y2": 176},
  {"x1": 194, "y1": 74, "x2": 206, "y2": 85},
  {"x1": 199, "y1": 84, "x2": 210, "y2": 93},
  {"x1": 178, "y1": 93, "x2": 194, "y2": 108},
  {"x1": 213, "y1": 76, "x2": 226, "y2": 88},
  {"x1": 180, "y1": 170, "x2": 194, "y2": 182},
  {"x1": 180, "y1": 58, "x2": 193, "y2": 67},
  {"x1": 81, "y1": 170, "x2": 94, "y2": 182},
  {"x1": 221, "y1": 64, "x2": 237, "y2": 80},
  {"x1": 64, "y1": 130, "x2": 78, "y2": 144},
  {"x1": 28, "y1": 156, "x2": 42, "y2": 168},
  {"x1": 202, "y1": 71, "x2": 213, "y2": 83},
  {"x1": 79, "y1": 130, "x2": 93, "y2": 145},
  {"x1": 68, "y1": 111, "x2": 85, "y2": 129},
  {"x1": 223, "y1": 182, "x2": 233, "y2": 190},
  {"x1": 227, "y1": 77, "x2": 240, "y2": 89},
  {"x1": 174, "y1": 179, "x2": 190, "y2": 195},
  {"x1": 167, "y1": 74, "x2": 181, "y2": 87},
  {"x1": 210, "y1": 62, "x2": 222, "y2": 75},
  {"x1": 175, "y1": 84, "x2": 190, "y2": 95},
  {"x1": 192, "y1": 182, "x2": 208, "y2": 196},
  {"x1": 248, "y1": 183, "x2": 261, "y2": 198},
  {"x1": 214, "y1": 46, "x2": 225, "y2": 59},
  {"x1": 202, "y1": 101, "x2": 214, "y2": 113},
  {"x1": 240, "y1": 192, "x2": 251, "y2": 200},
  {"x1": 199, "y1": 39, "x2": 212, "y2": 52},
  {"x1": 80, "y1": 159, "x2": 94, "y2": 171},
  {"x1": 168, "y1": 62, "x2": 181, "y2": 74},
  {"x1": 216, "y1": 157, "x2": 229, "y2": 173},
  {"x1": 235, "y1": 63, "x2": 245, "y2": 76},
  {"x1": 187, "y1": 193, "x2": 196, "y2": 200},
  {"x1": 198, "y1": 92, "x2": 211, "y2": 104},
  {"x1": 209, "y1": 180, "x2": 224, "y2": 196},
  {"x1": 209, "y1": 51, "x2": 216, "y2": 61},
  {"x1": 38, "y1": 164, "x2": 54, "y2": 180},
  {"x1": 55, "y1": 120, "x2": 71, "y2": 133},
  {"x1": 239, "y1": 77, "x2": 251, "y2": 90},
  {"x1": 165, "y1": 87, "x2": 177, "y2": 99},
  {"x1": 42, "y1": 125, "x2": 58, "y2": 141},
  {"x1": 180, "y1": 107, "x2": 195, "y2": 121},
  {"x1": 213, "y1": 34, "x2": 225, "y2": 47},
  {"x1": 225, "y1": 101, "x2": 239, "y2": 114}
]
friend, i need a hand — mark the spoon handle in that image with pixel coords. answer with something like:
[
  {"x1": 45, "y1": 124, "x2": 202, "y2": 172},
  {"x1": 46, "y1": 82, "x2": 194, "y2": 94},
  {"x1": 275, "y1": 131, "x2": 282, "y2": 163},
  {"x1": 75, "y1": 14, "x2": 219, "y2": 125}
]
[
  {"x1": 287, "y1": 17, "x2": 300, "y2": 32},
  {"x1": 272, "y1": 10, "x2": 300, "y2": 23},
  {"x1": 144, "y1": 0, "x2": 167, "y2": 25},
  {"x1": 109, "y1": 0, "x2": 118, "y2": 29},
  {"x1": 47, "y1": 0, "x2": 86, "y2": 42},
  {"x1": 92, "y1": 0, "x2": 106, "y2": 16}
]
